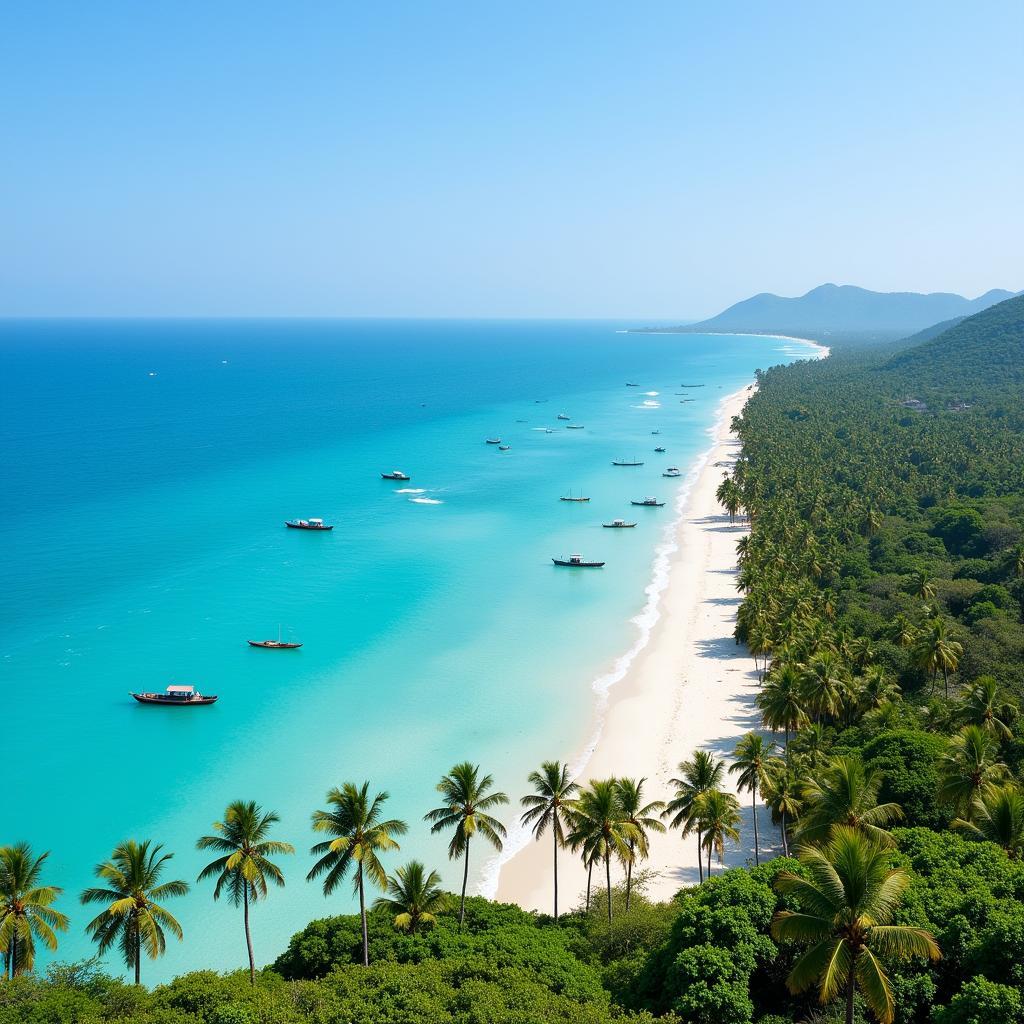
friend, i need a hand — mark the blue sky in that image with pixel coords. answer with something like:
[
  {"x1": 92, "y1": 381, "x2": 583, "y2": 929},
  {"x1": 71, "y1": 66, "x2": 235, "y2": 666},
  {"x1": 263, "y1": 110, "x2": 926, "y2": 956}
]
[{"x1": 2, "y1": 2, "x2": 1021, "y2": 318}]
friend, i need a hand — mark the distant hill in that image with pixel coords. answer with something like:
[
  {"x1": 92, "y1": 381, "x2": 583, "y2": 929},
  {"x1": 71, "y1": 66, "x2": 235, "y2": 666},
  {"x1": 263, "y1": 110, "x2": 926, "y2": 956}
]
[
  {"x1": 639, "y1": 284, "x2": 1019, "y2": 346},
  {"x1": 884, "y1": 293, "x2": 1024, "y2": 393},
  {"x1": 898, "y1": 315, "x2": 967, "y2": 347}
]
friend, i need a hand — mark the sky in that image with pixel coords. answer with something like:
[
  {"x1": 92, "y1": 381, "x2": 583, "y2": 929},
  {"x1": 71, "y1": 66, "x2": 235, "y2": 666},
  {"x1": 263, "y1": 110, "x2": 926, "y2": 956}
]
[{"x1": 1, "y1": 1, "x2": 1022, "y2": 319}]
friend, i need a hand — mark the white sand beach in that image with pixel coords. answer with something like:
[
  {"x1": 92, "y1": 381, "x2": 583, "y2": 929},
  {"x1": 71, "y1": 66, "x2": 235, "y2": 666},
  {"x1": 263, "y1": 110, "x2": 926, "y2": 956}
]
[{"x1": 495, "y1": 382, "x2": 778, "y2": 911}]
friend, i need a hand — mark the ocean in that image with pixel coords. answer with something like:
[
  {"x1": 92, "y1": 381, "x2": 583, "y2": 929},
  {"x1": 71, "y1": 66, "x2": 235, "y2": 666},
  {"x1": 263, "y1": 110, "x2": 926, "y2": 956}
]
[{"x1": 0, "y1": 319, "x2": 816, "y2": 980}]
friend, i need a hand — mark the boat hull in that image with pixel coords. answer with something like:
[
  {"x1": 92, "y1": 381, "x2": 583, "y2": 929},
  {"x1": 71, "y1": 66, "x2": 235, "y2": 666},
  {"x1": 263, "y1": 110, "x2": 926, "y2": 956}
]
[
  {"x1": 381, "y1": 474, "x2": 409, "y2": 481},
  {"x1": 612, "y1": 461, "x2": 644, "y2": 467},
  {"x1": 285, "y1": 522, "x2": 334, "y2": 530},
  {"x1": 552, "y1": 558, "x2": 605, "y2": 567},
  {"x1": 631, "y1": 501, "x2": 665, "y2": 507},
  {"x1": 247, "y1": 640, "x2": 303, "y2": 649},
  {"x1": 131, "y1": 693, "x2": 218, "y2": 706},
  {"x1": 602, "y1": 523, "x2": 637, "y2": 528}
]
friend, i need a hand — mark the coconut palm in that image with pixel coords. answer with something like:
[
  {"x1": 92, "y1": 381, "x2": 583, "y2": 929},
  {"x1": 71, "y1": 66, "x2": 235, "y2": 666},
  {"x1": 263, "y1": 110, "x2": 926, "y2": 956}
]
[
  {"x1": 956, "y1": 676, "x2": 1018, "y2": 741},
  {"x1": 372, "y1": 861, "x2": 448, "y2": 934},
  {"x1": 758, "y1": 663, "x2": 809, "y2": 751},
  {"x1": 857, "y1": 667, "x2": 901, "y2": 716},
  {"x1": 567, "y1": 779, "x2": 639, "y2": 923},
  {"x1": 662, "y1": 750, "x2": 726, "y2": 883},
  {"x1": 196, "y1": 800, "x2": 294, "y2": 984},
  {"x1": 0, "y1": 844, "x2": 68, "y2": 978},
  {"x1": 801, "y1": 650, "x2": 847, "y2": 723},
  {"x1": 953, "y1": 785, "x2": 1024, "y2": 858},
  {"x1": 519, "y1": 761, "x2": 579, "y2": 921},
  {"x1": 614, "y1": 777, "x2": 665, "y2": 910},
  {"x1": 424, "y1": 762, "x2": 508, "y2": 930},
  {"x1": 772, "y1": 826, "x2": 940, "y2": 1024},
  {"x1": 797, "y1": 756, "x2": 903, "y2": 848},
  {"x1": 695, "y1": 789, "x2": 741, "y2": 877},
  {"x1": 308, "y1": 782, "x2": 407, "y2": 966},
  {"x1": 912, "y1": 618, "x2": 962, "y2": 699},
  {"x1": 80, "y1": 840, "x2": 188, "y2": 985},
  {"x1": 763, "y1": 762, "x2": 804, "y2": 856},
  {"x1": 907, "y1": 570, "x2": 937, "y2": 603},
  {"x1": 729, "y1": 733, "x2": 780, "y2": 865},
  {"x1": 887, "y1": 613, "x2": 918, "y2": 650},
  {"x1": 937, "y1": 726, "x2": 1009, "y2": 818}
]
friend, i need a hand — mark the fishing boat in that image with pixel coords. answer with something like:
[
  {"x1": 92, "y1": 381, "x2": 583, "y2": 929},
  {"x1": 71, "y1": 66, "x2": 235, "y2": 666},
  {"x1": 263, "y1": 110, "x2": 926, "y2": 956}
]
[
  {"x1": 631, "y1": 496, "x2": 665, "y2": 507},
  {"x1": 680, "y1": 384, "x2": 705, "y2": 388},
  {"x1": 566, "y1": 424, "x2": 584, "y2": 429},
  {"x1": 285, "y1": 518, "x2": 333, "y2": 531},
  {"x1": 560, "y1": 490, "x2": 591, "y2": 502},
  {"x1": 381, "y1": 470, "x2": 410, "y2": 481},
  {"x1": 625, "y1": 382, "x2": 639, "y2": 387},
  {"x1": 498, "y1": 444, "x2": 511, "y2": 450},
  {"x1": 663, "y1": 467, "x2": 682, "y2": 477},
  {"x1": 485, "y1": 437, "x2": 502, "y2": 444},
  {"x1": 612, "y1": 458, "x2": 644, "y2": 466},
  {"x1": 131, "y1": 685, "x2": 218, "y2": 706},
  {"x1": 602, "y1": 519, "x2": 637, "y2": 528},
  {"x1": 248, "y1": 627, "x2": 302, "y2": 649},
  {"x1": 651, "y1": 430, "x2": 660, "y2": 434},
  {"x1": 557, "y1": 413, "x2": 571, "y2": 421},
  {"x1": 545, "y1": 428, "x2": 554, "y2": 433},
  {"x1": 654, "y1": 446, "x2": 667, "y2": 453},
  {"x1": 552, "y1": 554, "x2": 605, "y2": 567}
]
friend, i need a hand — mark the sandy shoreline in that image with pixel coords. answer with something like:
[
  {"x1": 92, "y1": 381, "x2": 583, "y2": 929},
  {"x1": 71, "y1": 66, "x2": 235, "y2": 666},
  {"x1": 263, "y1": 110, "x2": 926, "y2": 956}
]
[{"x1": 494, "y1": 382, "x2": 775, "y2": 910}]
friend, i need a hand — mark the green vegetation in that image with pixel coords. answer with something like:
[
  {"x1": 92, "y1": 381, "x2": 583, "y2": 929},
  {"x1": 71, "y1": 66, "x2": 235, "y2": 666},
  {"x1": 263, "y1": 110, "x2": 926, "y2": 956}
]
[{"x1": 3, "y1": 297, "x2": 1024, "y2": 1021}]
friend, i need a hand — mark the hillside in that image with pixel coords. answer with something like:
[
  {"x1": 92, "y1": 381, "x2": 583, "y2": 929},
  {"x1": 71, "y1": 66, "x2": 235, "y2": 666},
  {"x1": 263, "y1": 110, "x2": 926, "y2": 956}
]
[{"x1": 636, "y1": 284, "x2": 1019, "y2": 346}]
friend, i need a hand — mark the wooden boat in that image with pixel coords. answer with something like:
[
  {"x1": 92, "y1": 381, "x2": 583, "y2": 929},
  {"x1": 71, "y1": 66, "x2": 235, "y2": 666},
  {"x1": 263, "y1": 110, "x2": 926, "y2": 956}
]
[
  {"x1": 557, "y1": 413, "x2": 571, "y2": 420},
  {"x1": 498, "y1": 444, "x2": 511, "y2": 450},
  {"x1": 631, "y1": 497, "x2": 665, "y2": 507},
  {"x1": 131, "y1": 685, "x2": 218, "y2": 706},
  {"x1": 560, "y1": 490, "x2": 591, "y2": 502},
  {"x1": 612, "y1": 458, "x2": 644, "y2": 466},
  {"x1": 603, "y1": 519, "x2": 637, "y2": 528},
  {"x1": 680, "y1": 384, "x2": 705, "y2": 388},
  {"x1": 285, "y1": 518, "x2": 333, "y2": 530},
  {"x1": 625, "y1": 382, "x2": 639, "y2": 387},
  {"x1": 381, "y1": 470, "x2": 410, "y2": 480},
  {"x1": 651, "y1": 430, "x2": 661, "y2": 434},
  {"x1": 566, "y1": 424, "x2": 584, "y2": 429},
  {"x1": 553, "y1": 554, "x2": 605, "y2": 567},
  {"x1": 663, "y1": 467, "x2": 682, "y2": 477},
  {"x1": 654, "y1": 446, "x2": 667, "y2": 453},
  {"x1": 248, "y1": 639, "x2": 303, "y2": 649},
  {"x1": 485, "y1": 438, "x2": 502, "y2": 444}
]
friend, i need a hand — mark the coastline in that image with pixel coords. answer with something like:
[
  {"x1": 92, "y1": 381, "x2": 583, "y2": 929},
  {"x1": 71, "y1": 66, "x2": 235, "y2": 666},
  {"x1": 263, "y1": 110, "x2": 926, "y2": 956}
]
[{"x1": 493, "y1": 381, "x2": 768, "y2": 909}]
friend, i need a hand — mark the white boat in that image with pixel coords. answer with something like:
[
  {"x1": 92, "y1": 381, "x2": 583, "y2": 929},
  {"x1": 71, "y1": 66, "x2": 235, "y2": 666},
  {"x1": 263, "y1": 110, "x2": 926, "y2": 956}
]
[
  {"x1": 631, "y1": 496, "x2": 665, "y2": 507},
  {"x1": 557, "y1": 413, "x2": 571, "y2": 420},
  {"x1": 485, "y1": 438, "x2": 502, "y2": 444},
  {"x1": 566, "y1": 424, "x2": 584, "y2": 429},
  {"x1": 663, "y1": 467, "x2": 682, "y2": 477},
  {"x1": 498, "y1": 444, "x2": 511, "y2": 450}
]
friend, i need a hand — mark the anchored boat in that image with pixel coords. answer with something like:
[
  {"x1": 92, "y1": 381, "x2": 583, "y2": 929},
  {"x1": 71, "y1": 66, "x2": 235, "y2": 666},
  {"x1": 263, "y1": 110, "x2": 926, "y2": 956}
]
[
  {"x1": 612, "y1": 458, "x2": 644, "y2": 466},
  {"x1": 631, "y1": 496, "x2": 665, "y2": 507},
  {"x1": 131, "y1": 685, "x2": 218, "y2": 706},
  {"x1": 602, "y1": 519, "x2": 637, "y2": 528},
  {"x1": 285, "y1": 518, "x2": 333, "y2": 531},
  {"x1": 381, "y1": 470, "x2": 410, "y2": 480},
  {"x1": 663, "y1": 467, "x2": 682, "y2": 477},
  {"x1": 552, "y1": 553, "x2": 605, "y2": 567}
]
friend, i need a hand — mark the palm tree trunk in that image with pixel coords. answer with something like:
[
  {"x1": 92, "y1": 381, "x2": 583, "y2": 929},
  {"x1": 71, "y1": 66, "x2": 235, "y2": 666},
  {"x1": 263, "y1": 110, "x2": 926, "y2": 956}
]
[
  {"x1": 751, "y1": 788, "x2": 760, "y2": 866},
  {"x1": 942, "y1": 664, "x2": 949, "y2": 699},
  {"x1": 8, "y1": 933, "x2": 16, "y2": 979},
  {"x1": 604, "y1": 850, "x2": 612, "y2": 924},
  {"x1": 706, "y1": 840, "x2": 712, "y2": 879},
  {"x1": 357, "y1": 865, "x2": 369, "y2": 966},
  {"x1": 846, "y1": 974, "x2": 855, "y2": 1024},
  {"x1": 696, "y1": 832, "x2": 704, "y2": 883},
  {"x1": 458, "y1": 837, "x2": 470, "y2": 931},
  {"x1": 552, "y1": 828, "x2": 559, "y2": 921},
  {"x1": 625, "y1": 839, "x2": 634, "y2": 912},
  {"x1": 585, "y1": 860, "x2": 593, "y2": 912},
  {"x1": 243, "y1": 880, "x2": 256, "y2": 984},
  {"x1": 134, "y1": 919, "x2": 141, "y2": 985},
  {"x1": 781, "y1": 810, "x2": 789, "y2": 856}
]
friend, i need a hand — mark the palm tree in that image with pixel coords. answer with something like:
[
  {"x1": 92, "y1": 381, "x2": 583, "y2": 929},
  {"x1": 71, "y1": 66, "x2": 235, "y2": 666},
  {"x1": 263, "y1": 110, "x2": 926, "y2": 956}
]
[
  {"x1": 729, "y1": 734, "x2": 780, "y2": 865},
  {"x1": 858, "y1": 667, "x2": 901, "y2": 716},
  {"x1": 763, "y1": 762, "x2": 804, "y2": 856},
  {"x1": 696, "y1": 789, "x2": 741, "y2": 877},
  {"x1": 614, "y1": 777, "x2": 665, "y2": 911},
  {"x1": 372, "y1": 861, "x2": 448, "y2": 933},
  {"x1": 424, "y1": 762, "x2": 508, "y2": 930},
  {"x1": 758, "y1": 663, "x2": 808, "y2": 752},
  {"x1": 908, "y1": 570, "x2": 937, "y2": 603},
  {"x1": 953, "y1": 785, "x2": 1024, "y2": 858},
  {"x1": 772, "y1": 826, "x2": 940, "y2": 1024},
  {"x1": 308, "y1": 782, "x2": 407, "y2": 966},
  {"x1": 956, "y1": 676, "x2": 1018, "y2": 740},
  {"x1": 81, "y1": 840, "x2": 188, "y2": 985},
  {"x1": 912, "y1": 618, "x2": 962, "y2": 698},
  {"x1": 196, "y1": 800, "x2": 294, "y2": 984},
  {"x1": 937, "y1": 726, "x2": 1009, "y2": 818},
  {"x1": 801, "y1": 650, "x2": 847, "y2": 723},
  {"x1": 567, "y1": 779, "x2": 638, "y2": 923},
  {"x1": 519, "y1": 761, "x2": 578, "y2": 921},
  {"x1": 0, "y1": 844, "x2": 68, "y2": 978},
  {"x1": 887, "y1": 613, "x2": 918, "y2": 650},
  {"x1": 797, "y1": 756, "x2": 903, "y2": 848},
  {"x1": 662, "y1": 750, "x2": 726, "y2": 883}
]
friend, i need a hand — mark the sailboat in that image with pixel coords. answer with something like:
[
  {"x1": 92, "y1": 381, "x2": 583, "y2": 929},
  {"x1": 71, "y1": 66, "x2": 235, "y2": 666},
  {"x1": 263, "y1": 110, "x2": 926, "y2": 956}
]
[{"x1": 248, "y1": 625, "x2": 303, "y2": 649}]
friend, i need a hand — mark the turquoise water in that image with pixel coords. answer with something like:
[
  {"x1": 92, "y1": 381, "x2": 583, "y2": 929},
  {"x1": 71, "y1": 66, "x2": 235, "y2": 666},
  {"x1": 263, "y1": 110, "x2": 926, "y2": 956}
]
[{"x1": 1, "y1": 320, "x2": 815, "y2": 980}]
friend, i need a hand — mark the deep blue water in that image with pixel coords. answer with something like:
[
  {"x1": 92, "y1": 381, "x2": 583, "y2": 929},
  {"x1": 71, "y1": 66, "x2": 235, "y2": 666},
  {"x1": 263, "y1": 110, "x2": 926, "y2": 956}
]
[{"x1": 1, "y1": 319, "x2": 814, "y2": 981}]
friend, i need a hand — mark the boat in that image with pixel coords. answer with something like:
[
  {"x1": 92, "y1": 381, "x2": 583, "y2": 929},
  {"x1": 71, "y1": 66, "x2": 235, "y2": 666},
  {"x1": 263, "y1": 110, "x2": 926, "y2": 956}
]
[
  {"x1": 552, "y1": 554, "x2": 605, "y2": 567},
  {"x1": 566, "y1": 424, "x2": 584, "y2": 429},
  {"x1": 663, "y1": 467, "x2": 682, "y2": 477},
  {"x1": 545, "y1": 428, "x2": 554, "y2": 433},
  {"x1": 248, "y1": 639, "x2": 303, "y2": 649},
  {"x1": 654, "y1": 446, "x2": 666, "y2": 453},
  {"x1": 602, "y1": 519, "x2": 637, "y2": 528},
  {"x1": 381, "y1": 470, "x2": 410, "y2": 480},
  {"x1": 631, "y1": 496, "x2": 665, "y2": 507},
  {"x1": 612, "y1": 458, "x2": 644, "y2": 466},
  {"x1": 498, "y1": 444, "x2": 511, "y2": 450},
  {"x1": 485, "y1": 438, "x2": 502, "y2": 444},
  {"x1": 560, "y1": 490, "x2": 591, "y2": 502},
  {"x1": 285, "y1": 518, "x2": 333, "y2": 531},
  {"x1": 651, "y1": 430, "x2": 660, "y2": 435},
  {"x1": 557, "y1": 413, "x2": 571, "y2": 420},
  {"x1": 680, "y1": 384, "x2": 705, "y2": 388},
  {"x1": 131, "y1": 685, "x2": 218, "y2": 706},
  {"x1": 625, "y1": 382, "x2": 639, "y2": 387}
]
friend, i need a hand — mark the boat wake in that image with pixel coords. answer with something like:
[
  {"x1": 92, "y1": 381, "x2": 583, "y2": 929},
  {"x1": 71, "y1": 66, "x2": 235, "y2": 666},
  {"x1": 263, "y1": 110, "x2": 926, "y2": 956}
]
[
  {"x1": 409, "y1": 496, "x2": 443, "y2": 505},
  {"x1": 479, "y1": 387, "x2": 743, "y2": 900},
  {"x1": 395, "y1": 488, "x2": 426, "y2": 494}
]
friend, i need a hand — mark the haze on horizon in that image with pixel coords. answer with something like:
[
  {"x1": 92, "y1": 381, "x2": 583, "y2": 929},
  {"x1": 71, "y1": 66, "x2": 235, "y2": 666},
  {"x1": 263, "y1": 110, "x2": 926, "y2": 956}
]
[{"x1": 2, "y1": 1, "x2": 1021, "y2": 320}]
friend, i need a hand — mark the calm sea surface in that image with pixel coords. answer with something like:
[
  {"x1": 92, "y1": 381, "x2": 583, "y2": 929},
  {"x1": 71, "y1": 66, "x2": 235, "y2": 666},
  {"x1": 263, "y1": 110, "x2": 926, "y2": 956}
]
[{"x1": 1, "y1": 319, "x2": 815, "y2": 979}]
